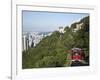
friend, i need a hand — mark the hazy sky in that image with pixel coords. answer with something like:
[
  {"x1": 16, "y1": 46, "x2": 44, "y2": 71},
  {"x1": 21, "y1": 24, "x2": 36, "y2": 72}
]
[{"x1": 22, "y1": 11, "x2": 89, "y2": 32}]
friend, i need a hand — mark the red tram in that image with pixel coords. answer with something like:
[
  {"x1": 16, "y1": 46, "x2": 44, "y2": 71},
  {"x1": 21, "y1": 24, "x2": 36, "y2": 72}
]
[{"x1": 70, "y1": 48, "x2": 85, "y2": 61}]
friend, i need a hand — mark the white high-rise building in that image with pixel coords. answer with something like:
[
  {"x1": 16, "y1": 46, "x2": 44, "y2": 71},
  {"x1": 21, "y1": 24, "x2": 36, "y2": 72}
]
[
  {"x1": 22, "y1": 35, "x2": 29, "y2": 51},
  {"x1": 58, "y1": 27, "x2": 65, "y2": 33},
  {"x1": 28, "y1": 34, "x2": 33, "y2": 47},
  {"x1": 22, "y1": 35, "x2": 26, "y2": 51}
]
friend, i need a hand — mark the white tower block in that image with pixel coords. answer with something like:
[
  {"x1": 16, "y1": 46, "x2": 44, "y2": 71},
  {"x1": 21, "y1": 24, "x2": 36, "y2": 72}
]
[
  {"x1": 58, "y1": 27, "x2": 65, "y2": 33},
  {"x1": 22, "y1": 35, "x2": 27, "y2": 51}
]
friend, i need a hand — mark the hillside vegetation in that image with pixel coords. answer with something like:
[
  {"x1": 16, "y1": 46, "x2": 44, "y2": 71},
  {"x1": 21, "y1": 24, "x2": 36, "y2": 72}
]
[{"x1": 22, "y1": 16, "x2": 89, "y2": 69}]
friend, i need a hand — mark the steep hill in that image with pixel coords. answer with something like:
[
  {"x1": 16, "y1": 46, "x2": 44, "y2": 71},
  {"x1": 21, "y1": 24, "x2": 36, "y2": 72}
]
[{"x1": 22, "y1": 16, "x2": 89, "y2": 69}]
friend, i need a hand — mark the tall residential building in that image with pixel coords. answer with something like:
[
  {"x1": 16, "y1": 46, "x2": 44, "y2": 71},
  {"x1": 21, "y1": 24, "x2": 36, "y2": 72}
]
[
  {"x1": 22, "y1": 35, "x2": 27, "y2": 51},
  {"x1": 58, "y1": 27, "x2": 65, "y2": 33}
]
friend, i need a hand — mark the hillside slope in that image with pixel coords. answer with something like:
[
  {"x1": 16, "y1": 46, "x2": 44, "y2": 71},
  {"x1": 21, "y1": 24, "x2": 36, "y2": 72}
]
[{"x1": 22, "y1": 16, "x2": 89, "y2": 69}]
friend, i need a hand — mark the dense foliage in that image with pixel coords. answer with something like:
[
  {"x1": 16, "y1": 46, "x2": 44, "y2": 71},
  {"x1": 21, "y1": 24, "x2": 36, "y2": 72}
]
[{"x1": 22, "y1": 16, "x2": 89, "y2": 69}]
